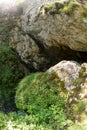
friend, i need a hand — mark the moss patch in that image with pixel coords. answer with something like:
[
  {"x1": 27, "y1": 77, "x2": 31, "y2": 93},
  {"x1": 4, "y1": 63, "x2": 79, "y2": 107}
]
[
  {"x1": 0, "y1": 44, "x2": 23, "y2": 112},
  {"x1": 15, "y1": 72, "x2": 70, "y2": 129}
]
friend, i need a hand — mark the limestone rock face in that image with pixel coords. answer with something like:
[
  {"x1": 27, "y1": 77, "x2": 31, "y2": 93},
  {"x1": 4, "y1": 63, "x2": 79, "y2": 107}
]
[
  {"x1": 9, "y1": 0, "x2": 87, "y2": 71},
  {"x1": 23, "y1": 0, "x2": 87, "y2": 51},
  {"x1": 10, "y1": 28, "x2": 50, "y2": 71}
]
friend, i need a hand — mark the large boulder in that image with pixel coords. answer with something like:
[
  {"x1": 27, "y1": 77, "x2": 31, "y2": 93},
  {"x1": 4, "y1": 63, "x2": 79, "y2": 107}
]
[
  {"x1": 23, "y1": 0, "x2": 87, "y2": 51},
  {"x1": 9, "y1": 0, "x2": 87, "y2": 71},
  {"x1": 48, "y1": 60, "x2": 87, "y2": 129},
  {"x1": 48, "y1": 60, "x2": 80, "y2": 90},
  {"x1": 10, "y1": 28, "x2": 51, "y2": 71},
  {"x1": 16, "y1": 60, "x2": 87, "y2": 129}
]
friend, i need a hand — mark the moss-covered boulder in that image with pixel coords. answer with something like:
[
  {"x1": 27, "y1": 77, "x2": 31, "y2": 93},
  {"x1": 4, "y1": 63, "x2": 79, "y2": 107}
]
[
  {"x1": 16, "y1": 60, "x2": 87, "y2": 129},
  {"x1": 16, "y1": 72, "x2": 69, "y2": 129},
  {"x1": 49, "y1": 61, "x2": 87, "y2": 129}
]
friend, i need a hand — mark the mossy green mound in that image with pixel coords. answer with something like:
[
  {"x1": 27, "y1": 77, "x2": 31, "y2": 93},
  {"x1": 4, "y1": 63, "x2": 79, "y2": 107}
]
[{"x1": 15, "y1": 72, "x2": 70, "y2": 129}]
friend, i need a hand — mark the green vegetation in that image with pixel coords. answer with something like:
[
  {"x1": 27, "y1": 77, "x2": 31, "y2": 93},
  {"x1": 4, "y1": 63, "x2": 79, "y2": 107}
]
[
  {"x1": 15, "y1": 72, "x2": 70, "y2": 129},
  {"x1": 0, "y1": 46, "x2": 87, "y2": 129},
  {"x1": 1, "y1": 1, "x2": 87, "y2": 130},
  {"x1": 44, "y1": 3, "x2": 54, "y2": 12},
  {"x1": 0, "y1": 44, "x2": 72, "y2": 129},
  {"x1": 38, "y1": 0, "x2": 80, "y2": 16},
  {"x1": 0, "y1": 111, "x2": 53, "y2": 130},
  {"x1": 0, "y1": 44, "x2": 23, "y2": 112},
  {"x1": 62, "y1": 1, "x2": 79, "y2": 14}
]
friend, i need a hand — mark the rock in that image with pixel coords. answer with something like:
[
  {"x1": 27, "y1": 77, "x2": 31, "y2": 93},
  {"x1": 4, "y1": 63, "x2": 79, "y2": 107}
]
[
  {"x1": 48, "y1": 60, "x2": 87, "y2": 128},
  {"x1": 1, "y1": 0, "x2": 87, "y2": 71},
  {"x1": 16, "y1": 60, "x2": 87, "y2": 129},
  {"x1": 10, "y1": 28, "x2": 50, "y2": 71},
  {"x1": 9, "y1": 0, "x2": 87, "y2": 71},
  {"x1": 48, "y1": 60, "x2": 81, "y2": 90},
  {"x1": 22, "y1": 0, "x2": 87, "y2": 51}
]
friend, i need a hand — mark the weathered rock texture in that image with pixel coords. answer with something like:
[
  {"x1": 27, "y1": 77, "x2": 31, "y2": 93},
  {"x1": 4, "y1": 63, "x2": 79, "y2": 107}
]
[
  {"x1": 9, "y1": 0, "x2": 87, "y2": 71},
  {"x1": 48, "y1": 60, "x2": 87, "y2": 128},
  {"x1": 23, "y1": 0, "x2": 87, "y2": 51}
]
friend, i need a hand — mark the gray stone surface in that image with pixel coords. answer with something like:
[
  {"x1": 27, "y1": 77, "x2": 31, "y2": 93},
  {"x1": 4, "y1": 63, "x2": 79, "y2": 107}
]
[
  {"x1": 5, "y1": 0, "x2": 87, "y2": 70},
  {"x1": 48, "y1": 60, "x2": 87, "y2": 127}
]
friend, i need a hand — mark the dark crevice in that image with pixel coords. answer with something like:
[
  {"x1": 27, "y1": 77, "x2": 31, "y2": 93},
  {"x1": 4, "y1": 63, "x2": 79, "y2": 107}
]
[
  {"x1": 11, "y1": 48, "x2": 37, "y2": 72},
  {"x1": 26, "y1": 33, "x2": 61, "y2": 66},
  {"x1": 27, "y1": 32, "x2": 51, "y2": 57},
  {"x1": 27, "y1": 32, "x2": 87, "y2": 63}
]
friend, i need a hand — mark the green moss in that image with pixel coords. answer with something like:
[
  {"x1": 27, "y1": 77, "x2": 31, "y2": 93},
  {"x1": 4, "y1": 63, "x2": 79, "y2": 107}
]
[
  {"x1": 73, "y1": 101, "x2": 86, "y2": 115},
  {"x1": 62, "y1": 6, "x2": 69, "y2": 12},
  {"x1": 0, "y1": 44, "x2": 23, "y2": 112},
  {"x1": 77, "y1": 101, "x2": 86, "y2": 113},
  {"x1": 16, "y1": 72, "x2": 41, "y2": 110},
  {"x1": 69, "y1": 1, "x2": 79, "y2": 8},
  {"x1": 44, "y1": 4, "x2": 54, "y2": 11},
  {"x1": 37, "y1": 1, "x2": 79, "y2": 16},
  {"x1": 15, "y1": 72, "x2": 69, "y2": 129},
  {"x1": 61, "y1": 1, "x2": 79, "y2": 14},
  {"x1": 16, "y1": 72, "x2": 67, "y2": 110},
  {"x1": 82, "y1": 11, "x2": 87, "y2": 21}
]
